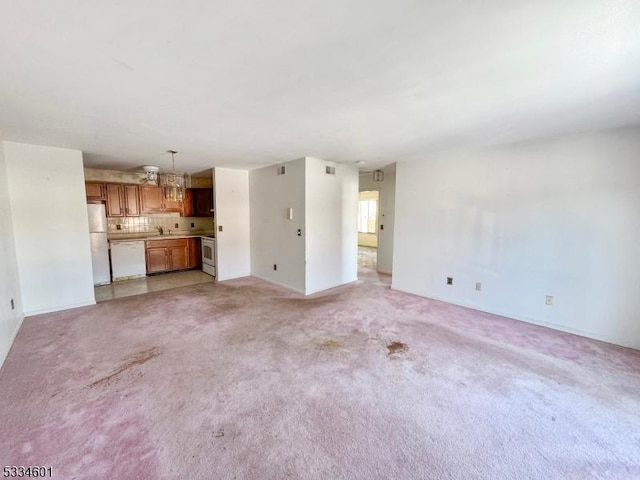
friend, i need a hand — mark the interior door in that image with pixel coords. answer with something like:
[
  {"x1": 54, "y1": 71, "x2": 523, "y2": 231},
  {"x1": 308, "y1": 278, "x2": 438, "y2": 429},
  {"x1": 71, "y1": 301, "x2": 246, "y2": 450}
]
[{"x1": 213, "y1": 168, "x2": 250, "y2": 280}]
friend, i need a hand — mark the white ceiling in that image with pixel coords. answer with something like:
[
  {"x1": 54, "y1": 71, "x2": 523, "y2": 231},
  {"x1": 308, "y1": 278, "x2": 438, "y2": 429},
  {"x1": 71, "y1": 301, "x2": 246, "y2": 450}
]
[{"x1": 1, "y1": 0, "x2": 639, "y2": 173}]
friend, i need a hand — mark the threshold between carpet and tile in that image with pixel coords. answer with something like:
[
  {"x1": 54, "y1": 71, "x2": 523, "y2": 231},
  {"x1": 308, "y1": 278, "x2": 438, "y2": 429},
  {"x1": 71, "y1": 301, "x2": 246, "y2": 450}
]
[{"x1": 0, "y1": 259, "x2": 639, "y2": 479}]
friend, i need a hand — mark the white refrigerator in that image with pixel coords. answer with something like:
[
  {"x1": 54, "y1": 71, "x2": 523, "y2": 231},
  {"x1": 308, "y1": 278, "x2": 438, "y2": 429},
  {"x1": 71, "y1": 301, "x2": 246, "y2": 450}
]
[{"x1": 87, "y1": 203, "x2": 111, "y2": 285}]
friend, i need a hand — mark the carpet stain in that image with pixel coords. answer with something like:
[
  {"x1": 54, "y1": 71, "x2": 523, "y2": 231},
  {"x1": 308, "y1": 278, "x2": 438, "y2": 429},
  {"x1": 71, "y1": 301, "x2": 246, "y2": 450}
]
[
  {"x1": 318, "y1": 339, "x2": 344, "y2": 351},
  {"x1": 89, "y1": 347, "x2": 160, "y2": 387},
  {"x1": 387, "y1": 341, "x2": 408, "y2": 356},
  {"x1": 216, "y1": 301, "x2": 240, "y2": 312}
]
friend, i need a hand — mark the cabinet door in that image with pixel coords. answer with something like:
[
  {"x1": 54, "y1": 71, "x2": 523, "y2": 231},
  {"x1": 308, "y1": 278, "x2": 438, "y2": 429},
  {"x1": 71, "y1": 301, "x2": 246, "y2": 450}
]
[
  {"x1": 124, "y1": 185, "x2": 140, "y2": 216},
  {"x1": 146, "y1": 247, "x2": 168, "y2": 273},
  {"x1": 182, "y1": 189, "x2": 195, "y2": 217},
  {"x1": 140, "y1": 186, "x2": 164, "y2": 213},
  {"x1": 164, "y1": 195, "x2": 183, "y2": 213},
  {"x1": 85, "y1": 182, "x2": 106, "y2": 202},
  {"x1": 194, "y1": 189, "x2": 213, "y2": 217},
  {"x1": 188, "y1": 237, "x2": 201, "y2": 268},
  {"x1": 168, "y1": 244, "x2": 189, "y2": 270},
  {"x1": 106, "y1": 184, "x2": 125, "y2": 217}
]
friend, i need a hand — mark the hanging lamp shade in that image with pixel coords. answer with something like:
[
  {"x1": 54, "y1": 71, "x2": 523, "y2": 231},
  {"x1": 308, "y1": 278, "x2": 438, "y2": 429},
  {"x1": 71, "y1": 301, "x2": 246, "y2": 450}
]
[{"x1": 160, "y1": 150, "x2": 190, "y2": 201}]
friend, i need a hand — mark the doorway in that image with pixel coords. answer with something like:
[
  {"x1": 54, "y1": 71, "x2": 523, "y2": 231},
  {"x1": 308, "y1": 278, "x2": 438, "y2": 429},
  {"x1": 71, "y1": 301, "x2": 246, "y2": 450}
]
[{"x1": 358, "y1": 190, "x2": 379, "y2": 270}]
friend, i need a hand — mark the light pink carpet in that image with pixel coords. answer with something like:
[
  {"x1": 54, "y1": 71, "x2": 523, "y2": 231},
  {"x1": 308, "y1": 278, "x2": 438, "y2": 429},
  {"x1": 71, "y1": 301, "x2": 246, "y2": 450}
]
[{"x1": 1, "y1": 264, "x2": 639, "y2": 479}]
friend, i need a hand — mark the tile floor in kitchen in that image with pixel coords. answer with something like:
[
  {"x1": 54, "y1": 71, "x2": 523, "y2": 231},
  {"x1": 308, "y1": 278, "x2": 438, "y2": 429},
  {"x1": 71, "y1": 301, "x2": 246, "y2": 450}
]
[{"x1": 95, "y1": 270, "x2": 215, "y2": 302}]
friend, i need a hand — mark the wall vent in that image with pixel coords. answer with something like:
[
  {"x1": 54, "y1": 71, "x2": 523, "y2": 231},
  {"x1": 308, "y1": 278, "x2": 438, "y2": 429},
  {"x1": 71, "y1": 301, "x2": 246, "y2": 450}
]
[
  {"x1": 277, "y1": 165, "x2": 286, "y2": 175},
  {"x1": 325, "y1": 166, "x2": 336, "y2": 175}
]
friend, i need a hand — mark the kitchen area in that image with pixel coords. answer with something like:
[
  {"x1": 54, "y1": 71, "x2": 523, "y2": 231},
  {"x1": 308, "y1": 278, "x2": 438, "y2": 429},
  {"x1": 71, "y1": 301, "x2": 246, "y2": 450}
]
[{"x1": 85, "y1": 166, "x2": 217, "y2": 301}]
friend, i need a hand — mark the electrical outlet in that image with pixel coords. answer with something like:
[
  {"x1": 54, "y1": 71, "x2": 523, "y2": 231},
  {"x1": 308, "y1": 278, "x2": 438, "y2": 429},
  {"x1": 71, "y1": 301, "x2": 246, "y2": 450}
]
[
  {"x1": 475, "y1": 282, "x2": 482, "y2": 291},
  {"x1": 10, "y1": 298, "x2": 14, "y2": 310},
  {"x1": 174, "y1": 223, "x2": 179, "y2": 228},
  {"x1": 545, "y1": 295, "x2": 554, "y2": 306},
  {"x1": 447, "y1": 277, "x2": 453, "y2": 285},
  {"x1": 218, "y1": 226, "x2": 223, "y2": 232},
  {"x1": 190, "y1": 223, "x2": 195, "y2": 228},
  {"x1": 116, "y1": 224, "x2": 122, "y2": 230},
  {"x1": 273, "y1": 264, "x2": 277, "y2": 271}
]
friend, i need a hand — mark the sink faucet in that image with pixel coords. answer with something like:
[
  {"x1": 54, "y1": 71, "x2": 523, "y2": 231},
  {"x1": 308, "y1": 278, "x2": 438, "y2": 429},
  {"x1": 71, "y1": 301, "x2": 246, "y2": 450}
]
[{"x1": 157, "y1": 226, "x2": 163, "y2": 235}]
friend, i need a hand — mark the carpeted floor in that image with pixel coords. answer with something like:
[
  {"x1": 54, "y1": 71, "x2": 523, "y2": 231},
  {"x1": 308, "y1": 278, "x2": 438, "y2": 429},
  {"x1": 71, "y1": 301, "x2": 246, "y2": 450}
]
[
  {"x1": 358, "y1": 246, "x2": 377, "y2": 270},
  {"x1": 1, "y1": 261, "x2": 639, "y2": 479}
]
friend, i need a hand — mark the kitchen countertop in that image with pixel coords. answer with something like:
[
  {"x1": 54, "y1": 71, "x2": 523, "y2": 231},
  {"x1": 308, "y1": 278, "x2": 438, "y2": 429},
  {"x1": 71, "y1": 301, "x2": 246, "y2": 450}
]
[{"x1": 108, "y1": 232, "x2": 215, "y2": 243}]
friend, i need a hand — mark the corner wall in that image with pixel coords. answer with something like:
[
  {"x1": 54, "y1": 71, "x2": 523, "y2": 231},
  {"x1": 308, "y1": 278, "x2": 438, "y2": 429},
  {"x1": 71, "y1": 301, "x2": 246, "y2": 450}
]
[
  {"x1": 4, "y1": 141, "x2": 95, "y2": 316},
  {"x1": 305, "y1": 157, "x2": 358, "y2": 295},
  {"x1": 249, "y1": 159, "x2": 306, "y2": 292},
  {"x1": 392, "y1": 126, "x2": 640, "y2": 349},
  {"x1": 0, "y1": 142, "x2": 24, "y2": 366}
]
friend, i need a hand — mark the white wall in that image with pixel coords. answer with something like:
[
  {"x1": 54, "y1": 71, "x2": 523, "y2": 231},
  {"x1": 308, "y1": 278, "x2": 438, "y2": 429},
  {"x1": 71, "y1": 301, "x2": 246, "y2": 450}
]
[
  {"x1": 214, "y1": 168, "x2": 251, "y2": 281},
  {"x1": 0, "y1": 143, "x2": 24, "y2": 366},
  {"x1": 359, "y1": 169, "x2": 396, "y2": 274},
  {"x1": 358, "y1": 233, "x2": 377, "y2": 248},
  {"x1": 305, "y1": 157, "x2": 358, "y2": 295},
  {"x1": 393, "y1": 127, "x2": 640, "y2": 349},
  {"x1": 4, "y1": 141, "x2": 95, "y2": 315},
  {"x1": 249, "y1": 159, "x2": 306, "y2": 293}
]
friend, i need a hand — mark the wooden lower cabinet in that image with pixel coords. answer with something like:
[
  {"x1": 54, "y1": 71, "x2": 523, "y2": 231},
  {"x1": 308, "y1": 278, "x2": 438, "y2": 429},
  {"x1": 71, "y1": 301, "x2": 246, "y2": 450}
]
[
  {"x1": 188, "y1": 237, "x2": 201, "y2": 268},
  {"x1": 145, "y1": 238, "x2": 191, "y2": 274},
  {"x1": 146, "y1": 247, "x2": 169, "y2": 273}
]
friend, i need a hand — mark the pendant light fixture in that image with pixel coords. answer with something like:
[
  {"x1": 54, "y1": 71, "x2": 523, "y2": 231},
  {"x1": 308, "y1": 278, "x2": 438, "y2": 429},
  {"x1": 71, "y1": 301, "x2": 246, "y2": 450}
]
[
  {"x1": 161, "y1": 150, "x2": 190, "y2": 201},
  {"x1": 372, "y1": 169, "x2": 384, "y2": 182}
]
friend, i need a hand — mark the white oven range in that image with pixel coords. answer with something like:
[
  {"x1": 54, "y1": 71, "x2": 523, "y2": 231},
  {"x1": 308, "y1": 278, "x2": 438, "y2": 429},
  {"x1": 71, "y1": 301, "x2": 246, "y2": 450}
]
[{"x1": 201, "y1": 235, "x2": 216, "y2": 277}]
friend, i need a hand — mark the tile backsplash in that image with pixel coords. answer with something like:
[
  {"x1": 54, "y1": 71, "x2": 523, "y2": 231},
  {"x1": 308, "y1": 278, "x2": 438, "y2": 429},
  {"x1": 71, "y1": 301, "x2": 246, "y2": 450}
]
[{"x1": 107, "y1": 213, "x2": 213, "y2": 234}]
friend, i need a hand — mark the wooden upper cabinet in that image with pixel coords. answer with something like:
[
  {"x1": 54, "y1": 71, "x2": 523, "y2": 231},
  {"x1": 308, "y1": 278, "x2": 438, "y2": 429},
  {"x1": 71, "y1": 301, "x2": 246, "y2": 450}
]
[
  {"x1": 85, "y1": 182, "x2": 106, "y2": 202},
  {"x1": 106, "y1": 184, "x2": 125, "y2": 217},
  {"x1": 124, "y1": 185, "x2": 140, "y2": 217},
  {"x1": 140, "y1": 185, "x2": 183, "y2": 213},
  {"x1": 193, "y1": 188, "x2": 213, "y2": 217},
  {"x1": 181, "y1": 188, "x2": 213, "y2": 217},
  {"x1": 164, "y1": 196, "x2": 183, "y2": 212},
  {"x1": 140, "y1": 186, "x2": 165, "y2": 213},
  {"x1": 182, "y1": 189, "x2": 195, "y2": 217},
  {"x1": 105, "y1": 183, "x2": 140, "y2": 217}
]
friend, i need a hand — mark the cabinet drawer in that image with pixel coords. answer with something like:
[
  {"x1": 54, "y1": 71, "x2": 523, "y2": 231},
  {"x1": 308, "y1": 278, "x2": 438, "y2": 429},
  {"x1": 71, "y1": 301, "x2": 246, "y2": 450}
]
[{"x1": 145, "y1": 238, "x2": 188, "y2": 248}]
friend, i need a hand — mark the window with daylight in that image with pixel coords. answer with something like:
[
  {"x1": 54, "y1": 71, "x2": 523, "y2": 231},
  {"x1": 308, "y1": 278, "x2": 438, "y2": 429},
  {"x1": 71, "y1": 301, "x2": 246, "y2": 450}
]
[{"x1": 358, "y1": 199, "x2": 378, "y2": 233}]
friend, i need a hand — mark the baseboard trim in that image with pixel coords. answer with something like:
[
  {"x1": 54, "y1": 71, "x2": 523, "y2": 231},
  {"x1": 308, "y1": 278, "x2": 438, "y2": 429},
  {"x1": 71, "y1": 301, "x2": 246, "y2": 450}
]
[
  {"x1": 24, "y1": 300, "x2": 96, "y2": 317},
  {"x1": 390, "y1": 286, "x2": 638, "y2": 351},
  {"x1": 217, "y1": 272, "x2": 251, "y2": 282},
  {"x1": 0, "y1": 313, "x2": 25, "y2": 368},
  {"x1": 250, "y1": 274, "x2": 306, "y2": 295}
]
